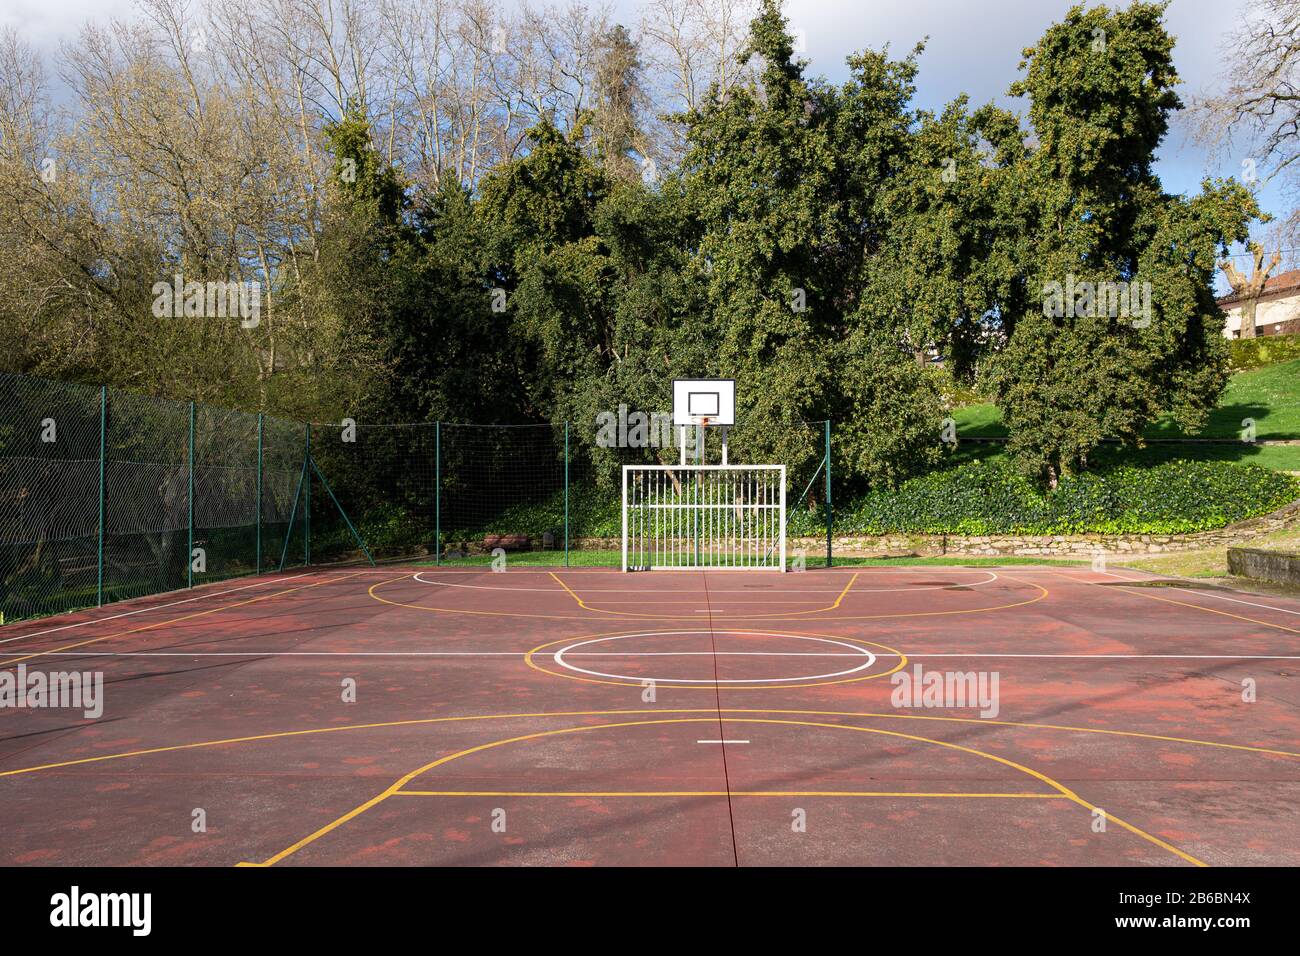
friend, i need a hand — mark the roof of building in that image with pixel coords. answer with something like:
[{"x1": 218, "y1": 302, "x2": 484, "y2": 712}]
[{"x1": 1219, "y1": 268, "x2": 1300, "y2": 307}]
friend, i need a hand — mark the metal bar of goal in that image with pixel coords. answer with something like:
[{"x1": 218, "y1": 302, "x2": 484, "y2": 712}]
[{"x1": 622, "y1": 465, "x2": 786, "y2": 572}]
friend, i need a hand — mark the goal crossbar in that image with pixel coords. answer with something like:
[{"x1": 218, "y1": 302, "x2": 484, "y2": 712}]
[{"x1": 621, "y1": 465, "x2": 786, "y2": 571}]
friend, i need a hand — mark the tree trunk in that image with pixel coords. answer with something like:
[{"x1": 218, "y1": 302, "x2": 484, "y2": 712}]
[{"x1": 1240, "y1": 299, "x2": 1258, "y2": 339}]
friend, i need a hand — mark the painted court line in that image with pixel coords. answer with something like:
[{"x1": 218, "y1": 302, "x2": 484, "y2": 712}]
[
  {"x1": 393, "y1": 790, "x2": 1068, "y2": 798},
  {"x1": 0, "y1": 572, "x2": 316, "y2": 646},
  {"x1": 244, "y1": 716, "x2": 1207, "y2": 867},
  {"x1": 1100, "y1": 569, "x2": 1300, "y2": 617},
  {"x1": 0, "y1": 572, "x2": 369, "y2": 668},
  {"x1": 697, "y1": 739, "x2": 750, "y2": 744},
  {"x1": 412, "y1": 570, "x2": 998, "y2": 594},
  {"x1": 17, "y1": 650, "x2": 1300, "y2": 660}
]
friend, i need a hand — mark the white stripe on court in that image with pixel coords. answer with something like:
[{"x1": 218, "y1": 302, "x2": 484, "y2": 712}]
[
  {"x1": 1097, "y1": 569, "x2": 1300, "y2": 617},
  {"x1": 0, "y1": 572, "x2": 317, "y2": 646},
  {"x1": 21, "y1": 651, "x2": 1300, "y2": 660}
]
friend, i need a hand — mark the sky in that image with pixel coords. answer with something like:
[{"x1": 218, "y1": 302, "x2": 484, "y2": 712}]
[{"x1": 2, "y1": 0, "x2": 1287, "y2": 271}]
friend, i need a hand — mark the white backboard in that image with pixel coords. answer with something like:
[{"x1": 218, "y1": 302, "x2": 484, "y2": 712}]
[{"x1": 672, "y1": 379, "x2": 735, "y2": 426}]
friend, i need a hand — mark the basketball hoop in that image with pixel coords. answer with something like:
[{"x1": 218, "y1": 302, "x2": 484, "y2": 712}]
[{"x1": 673, "y1": 379, "x2": 734, "y2": 466}]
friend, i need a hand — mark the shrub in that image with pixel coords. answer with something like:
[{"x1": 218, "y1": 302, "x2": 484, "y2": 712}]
[
  {"x1": 360, "y1": 460, "x2": 1300, "y2": 546},
  {"x1": 1227, "y1": 333, "x2": 1300, "y2": 372},
  {"x1": 812, "y1": 459, "x2": 1300, "y2": 536}
]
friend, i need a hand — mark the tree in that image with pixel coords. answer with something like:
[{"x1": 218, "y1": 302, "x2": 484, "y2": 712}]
[
  {"x1": 1192, "y1": 0, "x2": 1300, "y2": 243},
  {"x1": 983, "y1": 2, "x2": 1259, "y2": 485},
  {"x1": 1219, "y1": 242, "x2": 1284, "y2": 338},
  {"x1": 591, "y1": 24, "x2": 649, "y2": 181},
  {"x1": 682, "y1": 0, "x2": 946, "y2": 489}
]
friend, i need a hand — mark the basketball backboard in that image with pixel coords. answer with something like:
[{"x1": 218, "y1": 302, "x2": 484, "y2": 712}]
[{"x1": 672, "y1": 379, "x2": 735, "y2": 426}]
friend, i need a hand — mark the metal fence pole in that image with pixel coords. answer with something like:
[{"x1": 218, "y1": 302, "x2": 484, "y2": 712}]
[
  {"x1": 304, "y1": 423, "x2": 311, "y2": 566},
  {"x1": 97, "y1": 386, "x2": 107, "y2": 606},
  {"x1": 434, "y1": 421, "x2": 441, "y2": 566},
  {"x1": 256, "y1": 413, "x2": 264, "y2": 575},
  {"x1": 311, "y1": 456, "x2": 376, "y2": 567},
  {"x1": 188, "y1": 401, "x2": 195, "y2": 588},
  {"x1": 564, "y1": 421, "x2": 570, "y2": 568},
  {"x1": 278, "y1": 455, "x2": 307, "y2": 572},
  {"x1": 824, "y1": 419, "x2": 833, "y2": 568}
]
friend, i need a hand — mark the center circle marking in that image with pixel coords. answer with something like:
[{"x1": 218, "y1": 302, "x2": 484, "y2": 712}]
[{"x1": 552, "y1": 630, "x2": 877, "y2": 684}]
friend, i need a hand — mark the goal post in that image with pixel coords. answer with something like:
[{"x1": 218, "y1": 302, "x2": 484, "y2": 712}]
[{"x1": 622, "y1": 465, "x2": 786, "y2": 571}]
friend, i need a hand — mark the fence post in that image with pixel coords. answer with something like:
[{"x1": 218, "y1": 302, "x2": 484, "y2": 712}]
[
  {"x1": 188, "y1": 401, "x2": 195, "y2": 588},
  {"x1": 434, "y1": 421, "x2": 441, "y2": 565},
  {"x1": 824, "y1": 420, "x2": 833, "y2": 568},
  {"x1": 256, "y1": 413, "x2": 264, "y2": 575},
  {"x1": 304, "y1": 423, "x2": 311, "y2": 566},
  {"x1": 97, "y1": 386, "x2": 107, "y2": 606},
  {"x1": 564, "y1": 421, "x2": 570, "y2": 568}
]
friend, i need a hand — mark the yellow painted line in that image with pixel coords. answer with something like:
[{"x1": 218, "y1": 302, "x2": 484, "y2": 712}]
[
  {"x1": 368, "y1": 572, "x2": 1049, "y2": 623},
  {"x1": 830, "y1": 572, "x2": 859, "y2": 610},
  {"x1": 546, "y1": 570, "x2": 859, "y2": 619},
  {"x1": 6, "y1": 707, "x2": 1299, "y2": 780},
  {"x1": 0, "y1": 571, "x2": 369, "y2": 668},
  {"x1": 249, "y1": 717, "x2": 1205, "y2": 867},
  {"x1": 1107, "y1": 580, "x2": 1300, "y2": 636},
  {"x1": 548, "y1": 571, "x2": 586, "y2": 608},
  {"x1": 4, "y1": 706, "x2": 1297, "y2": 782},
  {"x1": 393, "y1": 790, "x2": 1069, "y2": 798},
  {"x1": 522, "y1": 630, "x2": 908, "y2": 690}
]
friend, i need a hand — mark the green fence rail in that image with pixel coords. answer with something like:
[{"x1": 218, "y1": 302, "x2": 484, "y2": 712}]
[{"x1": 2, "y1": 371, "x2": 834, "y2": 624}]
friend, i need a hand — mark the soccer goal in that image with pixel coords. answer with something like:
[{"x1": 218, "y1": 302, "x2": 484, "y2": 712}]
[
  {"x1": 621, "y1": 465, "x2": 786, "y2": 571},
  {"x1": 621, "y1": 379, "x2": 785, "y2": 571}
]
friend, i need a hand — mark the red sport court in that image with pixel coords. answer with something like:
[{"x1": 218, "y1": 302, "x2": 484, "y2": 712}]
[{"x1": 1, "y1": 563, "x2": 1298, "y2": 866}]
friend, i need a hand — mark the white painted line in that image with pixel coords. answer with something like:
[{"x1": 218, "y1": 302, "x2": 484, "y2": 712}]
[
  {"x1": 903, "y1": 653, "x2": 1300, "y2": 659},
  {"x1": 0, "y1": 572, "x2": 316, "y2": 646},
  {"x1": 17, "y1": 651, "x2": 1300, "y2": 661},
  {"x1": 573, "y1": 651, "x2": 866, "y2": 656},
  {"x1": 697, "y1": 740, "x2": 749, "y2": 744},
  {"x1": 552, "y1": 631, "x2": 877, "y2": 684},
  {"x1": 1098, "y1": 569, "x2": 1300, "y2": 617}
]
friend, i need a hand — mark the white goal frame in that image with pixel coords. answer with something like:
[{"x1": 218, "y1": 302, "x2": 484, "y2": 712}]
[{"x1": 622, "y1": 465, "x2": 786, "y2": 571}]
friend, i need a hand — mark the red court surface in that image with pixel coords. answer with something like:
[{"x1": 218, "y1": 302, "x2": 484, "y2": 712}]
[{"x1": 1, "y1": 564, "x2": 1298, "y2": 867}]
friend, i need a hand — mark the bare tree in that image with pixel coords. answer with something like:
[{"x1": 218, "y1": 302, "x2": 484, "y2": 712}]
[
  {"x1": 1220, "y1": 242, "x2": 1284, "y2": 338},
  {"x1": 638, "y1": 0, "x2": 756, "y2": 158},
  {"x1": 1192, "y1": 0, "x2": 1300, "y2": 235}
]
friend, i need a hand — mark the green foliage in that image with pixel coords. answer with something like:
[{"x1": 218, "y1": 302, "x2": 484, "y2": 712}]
[
  {"x1": 959, "y1": 356, "x2": 1300, "y2": 445},
  {"x1": 1228, "y1": 334, "x2": 1300, "y2": 372},
  {"x1": 355, "y1": 503, "x2": 434, "y2": 556},
  {"x1": 8, "y1": 1, "x2": 1273, "y2": 505},
  {"x1": 981, "y1": 3, "x2": 1260, "y2": 484},
  {"x1": 681, "y1": 0, "x2": 949, "y2": 491},
  {"x1": 355, "y1": 457, "x2": 1299, "y2": 547},
  {"x1": 795, "y1": 460, "x2": 1300, "y2": 536}
]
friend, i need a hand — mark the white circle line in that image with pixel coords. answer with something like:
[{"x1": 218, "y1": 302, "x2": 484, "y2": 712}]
[{"x1": 551, "y1": 631, "x2": 877, "y2": 684}]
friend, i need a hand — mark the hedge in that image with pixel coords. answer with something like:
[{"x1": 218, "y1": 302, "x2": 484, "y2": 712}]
[
  {"x1": 785, "y1": 459, "x2": 1300, "y2": 537},
  {"x1": 423, "y1": 459, "x2": 1299, "y2": 545},
  {"x1": 1228, "y1": 333, "x2": 1300, "y2": 372}
]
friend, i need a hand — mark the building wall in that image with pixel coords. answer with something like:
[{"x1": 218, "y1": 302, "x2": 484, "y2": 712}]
[{"x1": 1222, "y1": 292, "x2": 1300, "y2": 338}]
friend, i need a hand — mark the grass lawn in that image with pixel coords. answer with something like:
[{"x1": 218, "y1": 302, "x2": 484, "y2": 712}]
[
  {"x1": 947, "y1": 436, "x2": 1300, "y2": 471},
  {"x1": 950, "y1": 358, "x2": 1300, "y2": 471},
  {"x1": 1123, "y1": 526, "x2": 1300, "y2": 580},
  {"x1": 419, "y1": 549, "x2": 621, "y2": 567}
]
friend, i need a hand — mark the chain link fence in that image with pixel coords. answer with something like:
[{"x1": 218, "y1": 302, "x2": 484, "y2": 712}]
[
  {"x1": 2, "y1": 371, "x2": 836, "y2": 623},
  {"x1": 1, "y1": 372, "x2": 308, "y2": 622}
]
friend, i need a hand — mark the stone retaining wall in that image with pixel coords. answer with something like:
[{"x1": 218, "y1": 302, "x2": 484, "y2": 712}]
[{"x1": 1226, "y1": 547, "x2": 1300, "y2": 586}]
